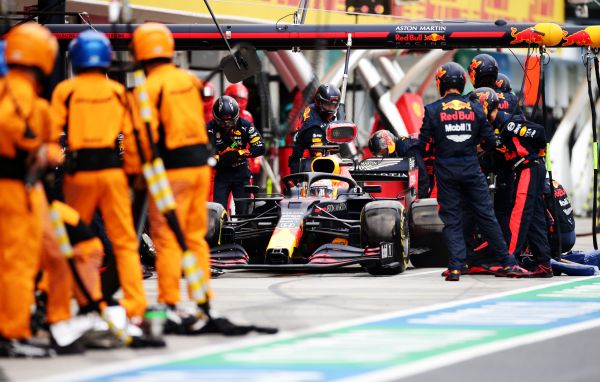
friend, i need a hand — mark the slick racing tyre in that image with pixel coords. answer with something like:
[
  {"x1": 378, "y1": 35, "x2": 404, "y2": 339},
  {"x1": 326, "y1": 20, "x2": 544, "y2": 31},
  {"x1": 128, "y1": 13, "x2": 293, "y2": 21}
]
[
  {"x1": 360, "y1": 200, "x2": 410, "y2": 275},
  {"x1": 206, "y1": 202, "x2": 228, "y2": 247}
]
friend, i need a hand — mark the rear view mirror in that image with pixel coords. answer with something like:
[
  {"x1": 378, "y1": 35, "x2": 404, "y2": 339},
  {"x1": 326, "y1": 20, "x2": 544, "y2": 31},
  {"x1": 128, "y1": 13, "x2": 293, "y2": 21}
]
[
  {"x1": 220, "y1": 44, "x2": 261, "y2": 83},
  {"x1": 326, "y1": 121, "x2": 357, "y2": 143}
]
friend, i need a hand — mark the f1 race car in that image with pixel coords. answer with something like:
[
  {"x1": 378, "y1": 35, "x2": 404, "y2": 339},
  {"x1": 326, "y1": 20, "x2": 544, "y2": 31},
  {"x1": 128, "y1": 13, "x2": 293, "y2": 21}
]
[
  {"x1": 207, "y1": 168, "x2": 411, "y2": 275},
  {"x1": 207, "y1": 154, "x2": 445, "y2": 275}
]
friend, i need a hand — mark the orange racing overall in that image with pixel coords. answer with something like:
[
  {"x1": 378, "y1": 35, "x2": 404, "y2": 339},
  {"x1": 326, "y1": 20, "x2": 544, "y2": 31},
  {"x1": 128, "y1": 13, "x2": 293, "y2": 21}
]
[
  {"x1": 136, "y1": 63, "x2": 213, "y2": 306},
  {"x1": 51, "y1": 72, "x2": 147, "y2": 318},
  {"x1": 0, "y1": 71, "x2": 61, "y2": 340}
]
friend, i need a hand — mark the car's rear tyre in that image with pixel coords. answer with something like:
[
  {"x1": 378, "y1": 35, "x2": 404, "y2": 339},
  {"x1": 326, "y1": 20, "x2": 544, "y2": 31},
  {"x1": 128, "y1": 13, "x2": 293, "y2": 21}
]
[
  {"x1": 361, "y1": 200, "x2": 409, "y2": 276},
  {"x1": 206, "y1": 202, "x2": 227, "y2": 247}
]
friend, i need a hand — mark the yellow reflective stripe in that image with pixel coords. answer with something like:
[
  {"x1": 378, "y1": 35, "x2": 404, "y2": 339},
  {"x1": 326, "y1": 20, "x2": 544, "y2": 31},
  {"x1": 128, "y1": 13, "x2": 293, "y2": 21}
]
[
  {"x1": 182, "y1": 251, "x2": 209, "y2": 304},
  {"x1": 182, "y1": 252, "x2": 196, "y2": 268},
  {"x1": 152, "y1": 158, "x2": 177, "y2": 211},
  {"x1": 152, "y1": 157, "x2": 167, "y2": 174},
  {"x1": 133, "y1": 70, "x2": 145, "y2": 86},
  {"x1": 49, "y1": 206, "x2": 74, "y2": 259},
  {"x1": 134, "y1": 70, "x2": 153, "y2": 123},
  {"x1": 101, "y1": 311, "x2": 132, "y2": 345}
]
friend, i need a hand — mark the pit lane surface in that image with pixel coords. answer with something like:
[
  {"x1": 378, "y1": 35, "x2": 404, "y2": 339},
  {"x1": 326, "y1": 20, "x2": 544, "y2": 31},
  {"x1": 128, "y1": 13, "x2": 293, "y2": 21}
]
[{"x1": 1, "y1": 230, "x2": 599, "y2": 382}]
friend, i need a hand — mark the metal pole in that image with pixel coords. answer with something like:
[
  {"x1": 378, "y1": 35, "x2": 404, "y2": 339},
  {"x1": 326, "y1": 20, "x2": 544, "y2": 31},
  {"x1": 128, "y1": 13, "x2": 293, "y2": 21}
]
[{"x1": 337, "y1": 33, "x2": 352, "y2": 121}]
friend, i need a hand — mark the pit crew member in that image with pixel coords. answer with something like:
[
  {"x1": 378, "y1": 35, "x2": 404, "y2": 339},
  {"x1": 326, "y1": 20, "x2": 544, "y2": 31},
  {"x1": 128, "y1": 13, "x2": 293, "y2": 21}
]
[
  {"x1": 225, "y1": 83, "x2": 261, "y2": 176},
  {"x1": 207, "y1": 95, "x2": 265, "y2": 215},
  {"x1": 418, "y1": 63, "x2": 527, "y2": 281},
  {"x1": 368, "y1": 130, "x2": 430, "y2": 199},
  {"x1": 477, "y1": 87, "x2": 553, "y2": 277},
  {"x1": 289, "y1": 83, "x2": 340, "y2": 174}
]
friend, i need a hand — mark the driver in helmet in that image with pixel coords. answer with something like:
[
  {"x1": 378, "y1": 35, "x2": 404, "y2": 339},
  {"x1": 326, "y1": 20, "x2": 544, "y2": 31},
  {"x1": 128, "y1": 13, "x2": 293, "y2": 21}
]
[
  {"x1": 368, "y1": 130, "x2": 430, "y2": 199},
  {"x1": 207, "y1": 96, "x2": 265, "y2": 215},
  {"x1": 309, "y1": 179, "x2": 335, "y2": 199},
  {"x1": 288, "y1": 83, "x2": 340, "y2": 174}
]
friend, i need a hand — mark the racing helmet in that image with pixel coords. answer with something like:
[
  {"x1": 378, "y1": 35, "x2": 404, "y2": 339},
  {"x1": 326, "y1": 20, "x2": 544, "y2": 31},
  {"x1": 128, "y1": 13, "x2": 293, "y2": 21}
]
[
  {"x1": 132, "y1": 23, "x2": 174, "y2": 62},
  {"x1": 368, "y1": 130, "x2": 397, "y2": 157},
  {"x1": 213, "y1": 95, "x2": 240, "y2": 131},
  {"x1": 224, "y1": 83, "x2": 249, "y2": 112},
  {"x1": 309, "y1": 179, "x2": 335, "y2": 199},
  {"x1": 495, "y1": 73, "x2": 512, "y2": 93},
  {"x1": 5, "y1": 22, "x2": 58, "y2": 76},
  {"x1": 0, "y1": 41, "x2": 8, "y2": 76},
  {"x1": 473, "y1": 87, "x2": 499, "y2": 116},
  {"x1": 314, "y1": 83, "x2": 341, "y2": 120},
  {"x1": 68, "y1": 30, "x2": 112, "y2": 72},
  {"x1": 469, "y1": 53, "x2": 499, "y2": 88},
  {"x1": 435, "y1": 62, "x2": 467, "y2": 96}
]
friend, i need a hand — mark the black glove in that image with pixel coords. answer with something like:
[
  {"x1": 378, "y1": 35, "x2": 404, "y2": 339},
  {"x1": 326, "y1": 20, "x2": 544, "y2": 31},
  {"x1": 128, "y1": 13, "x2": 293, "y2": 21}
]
[{"x1": 219, "y1": 150, "x2": 241, "y2": 167}]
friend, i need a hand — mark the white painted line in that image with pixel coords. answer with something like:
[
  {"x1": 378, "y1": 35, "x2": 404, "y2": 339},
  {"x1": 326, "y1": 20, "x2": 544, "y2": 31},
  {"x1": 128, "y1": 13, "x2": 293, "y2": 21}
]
[
  {"x1": 338, "y1": 317, "x2": 600, "y2": 382},
  {"x1": 38, "y1": 276, "x2": 600, "y2": 382},
  {"x1": 401, "y1": 269, "x2": 444, "y2": 277}
]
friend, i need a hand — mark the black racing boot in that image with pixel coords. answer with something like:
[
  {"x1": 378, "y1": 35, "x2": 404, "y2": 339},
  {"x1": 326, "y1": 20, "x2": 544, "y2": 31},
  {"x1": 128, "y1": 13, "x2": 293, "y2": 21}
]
[
  {"x1": 0, "y1": 337, "x2": 55, "y2": 358},
  {"x1": 493, "y1": 265, "x2": 533, "y2": 278},
  {"x1": 445, "y1": 269, "x2": 460, "y2": 281},
  {"x1": 441, "y1": 266, "x2": 467, "y2": 277},
  {"x1": 529, "y1": 263, "x2": 554, "y2": 278},
  {"x1": 50, "y1": 336, "x2": 86, "y2": 355},
  {"x1": 163, "y1": 305, "x2": 198, "y2": 335}
]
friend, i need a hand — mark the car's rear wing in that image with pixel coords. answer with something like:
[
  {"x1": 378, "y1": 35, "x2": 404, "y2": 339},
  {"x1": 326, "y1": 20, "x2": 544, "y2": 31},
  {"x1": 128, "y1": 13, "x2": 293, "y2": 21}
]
[{"x1": 349, "y1": 157, "x2": 416, "y2": 184}]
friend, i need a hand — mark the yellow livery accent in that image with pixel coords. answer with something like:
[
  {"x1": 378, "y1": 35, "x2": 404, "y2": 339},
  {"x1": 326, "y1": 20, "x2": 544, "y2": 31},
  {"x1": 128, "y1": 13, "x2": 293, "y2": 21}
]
[{"x1": 266, "y1": 228, "x2": 301, "y2": 258}]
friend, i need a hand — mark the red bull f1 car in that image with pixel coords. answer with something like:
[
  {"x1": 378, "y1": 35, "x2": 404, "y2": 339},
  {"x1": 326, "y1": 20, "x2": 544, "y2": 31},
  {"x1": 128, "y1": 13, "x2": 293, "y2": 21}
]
[{"x1": 206, "y1": 152, "x2": 445, "y2": 275}]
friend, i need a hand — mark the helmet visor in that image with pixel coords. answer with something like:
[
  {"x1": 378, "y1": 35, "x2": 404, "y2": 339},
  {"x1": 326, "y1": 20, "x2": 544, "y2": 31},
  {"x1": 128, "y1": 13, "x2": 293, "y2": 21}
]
[
  {"x1": 320, "y1": 100, "x2": 339, "y2": 113},
  {"x1": 219, "y1": 118, "x2": 237, "y2": 129}
]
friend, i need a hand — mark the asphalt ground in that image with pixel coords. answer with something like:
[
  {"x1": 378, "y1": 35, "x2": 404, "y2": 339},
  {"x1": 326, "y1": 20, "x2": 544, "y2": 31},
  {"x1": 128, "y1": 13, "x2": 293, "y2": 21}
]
[{"x1": 1, "y1": 220, "x2": 600, "y2": 382}]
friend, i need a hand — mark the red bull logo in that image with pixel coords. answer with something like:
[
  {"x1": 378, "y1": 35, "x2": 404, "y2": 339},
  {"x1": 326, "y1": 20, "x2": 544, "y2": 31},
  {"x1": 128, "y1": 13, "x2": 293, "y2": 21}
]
[
  {"x1": 425, "y1": 33, "x2": 445, "y2": 42},
  {"x1": 441, "y1": 111, "x2": 475, "y2": 122},
  {"x1": 475, "y1": 91, "x2": 490, "y2": 112},
  {"x1": 510, "y1": 27, "x2": 544, "y2": 45},
  {"x1": 469, "y1": 59, "x2": 482, "y2": 71},
  {"x1": 395, "y1": 34, "x2": 424, "y2": 42},
  {"x1": 495, "y1": 79, "x2": 504, "y2": 89},
  {"x1": 498, "y1": 100, "x2": 510, "y2": 110},
  {"x1": 436, "y1": 67, "x2": 447, "y2": 92},
  {"x1": 563, "y1": 30, "x2": 593, "y2": 47},
  {"x1": 441, "y1": 100, "x2": 472, "y2": 111},
  {"x1": 469, "y1": 59, "x2": 482, "y2": 84},
  {"x1": 436, "y1": 67, "x2": 447, "y2": 79}
]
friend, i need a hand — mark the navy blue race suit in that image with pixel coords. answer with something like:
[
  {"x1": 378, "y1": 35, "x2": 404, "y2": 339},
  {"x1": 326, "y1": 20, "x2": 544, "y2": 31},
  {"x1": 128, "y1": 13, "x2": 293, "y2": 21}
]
[
  {"x1": 207, "y1": 118, "x2": 265, "y2": 214},
  {"x1": 491, "y1": 87, "x2": 523, "y2": 237},
  {"x1": 493, "y1": 111, "x2": 552, "y2": 266},
  {"x1": 543, "y1": 179, "x2": 576, "y2": 254},
  {"x1": 289, "y1": 103, "x2": 330, "y2": 174},
  {"x1": 418, "y1": 93, "x2": 515, "y2": 271},
  {"x1": 475, "y1": 87, "x2": 522, "y2": 241},
  {"x1": 491, "y1": 87, "x2": 523, "y2": 236}
]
